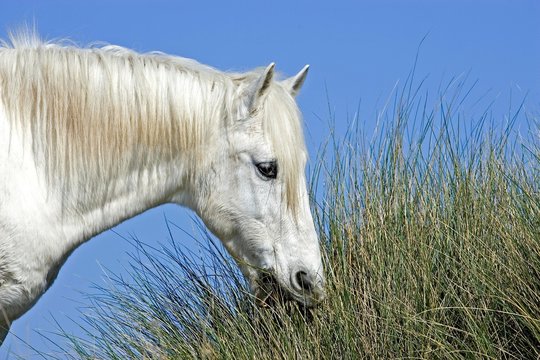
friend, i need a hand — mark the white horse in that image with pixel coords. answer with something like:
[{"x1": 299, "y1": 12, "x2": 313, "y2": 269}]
[{"x1": 0, "y1": 34, "x2": 325, "y2": 344}]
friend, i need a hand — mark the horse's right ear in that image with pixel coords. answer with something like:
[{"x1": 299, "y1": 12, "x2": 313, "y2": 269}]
[
  {"x1": 245, "y1": 63, "x2": 275, "y2": 113},
  {"x1": 283, "y1": 65, "x2": 309, "y2": 97}
]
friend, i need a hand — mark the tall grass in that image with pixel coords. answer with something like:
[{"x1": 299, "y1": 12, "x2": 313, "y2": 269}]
[{"x1": 52, "y1": 79, "x2": 539, "y2": 359}]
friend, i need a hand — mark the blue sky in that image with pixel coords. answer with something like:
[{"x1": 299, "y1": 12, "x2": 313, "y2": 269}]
[{"x1": 1, "y1": 1, "x2": 539, "y2": 357}]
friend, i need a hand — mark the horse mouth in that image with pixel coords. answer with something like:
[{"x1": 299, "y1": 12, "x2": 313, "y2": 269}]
[{"x1": 253, "y1": 272, "x2": 323, "y2": 308}]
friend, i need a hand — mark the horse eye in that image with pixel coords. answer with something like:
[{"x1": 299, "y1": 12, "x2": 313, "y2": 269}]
[{"x1": 256, "y1": 161, "x2": 277, "y2": 179}]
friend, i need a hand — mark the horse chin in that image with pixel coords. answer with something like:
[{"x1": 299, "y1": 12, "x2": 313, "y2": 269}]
[
  {"x1": 253, "y1": 272, "x2": 285, "y2": 308},
  {"x1": 253, "y1": 272, "x2": 318, "y2": 309}
]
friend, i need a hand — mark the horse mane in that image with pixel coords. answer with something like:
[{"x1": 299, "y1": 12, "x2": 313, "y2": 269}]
[{"x1": 0, "y1": 33, "x2": 305, "y2": 212}]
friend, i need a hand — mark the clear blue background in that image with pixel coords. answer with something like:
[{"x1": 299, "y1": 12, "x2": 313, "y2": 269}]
[{"x1": 1, "y1": 1, "x2": 539, "y2": 358}]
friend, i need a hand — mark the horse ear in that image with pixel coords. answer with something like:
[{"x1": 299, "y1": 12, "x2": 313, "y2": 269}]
[
  {"x1": 283, "y1": 65, "x2": 309, "y2": 97},
  {"x1": 247, "y1": 62, "x2": 275, "y2": 112}
]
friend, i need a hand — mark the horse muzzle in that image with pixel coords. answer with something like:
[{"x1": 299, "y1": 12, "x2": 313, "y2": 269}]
[{"x1": 254, "y1": 269, "x2": 325, "y2": 308}]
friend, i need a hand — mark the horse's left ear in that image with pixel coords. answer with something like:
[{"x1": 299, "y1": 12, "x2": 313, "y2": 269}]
[
  {"x1": 246, "y1": 62, "x2": 275, "y2": 112},
  {"x1": 283, "y1": 65, "x2": 309, "y2": 97}
]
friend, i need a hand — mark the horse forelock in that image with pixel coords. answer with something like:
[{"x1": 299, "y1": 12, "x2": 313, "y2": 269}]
[{"x1": 259, "y1": 83, "x2": 307, "y2": 215}]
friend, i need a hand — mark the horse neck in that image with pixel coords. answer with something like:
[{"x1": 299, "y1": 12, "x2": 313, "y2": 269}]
[
  {"x1": 63, "y1": 157, "x2": 196, "y2": 241},
  {"x1": 1, "y1": 47, "x2": 232, "y2": 246},
  {"x1": 54, "y1": 81, "x2": 227, "y2": 244}
]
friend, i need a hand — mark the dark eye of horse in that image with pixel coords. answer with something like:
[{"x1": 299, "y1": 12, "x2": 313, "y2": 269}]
[{"x1": 256, "y1": 161, "x2": 277, "y2": 179}]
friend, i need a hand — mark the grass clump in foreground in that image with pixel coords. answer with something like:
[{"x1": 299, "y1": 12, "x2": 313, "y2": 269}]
[{"x1": 54, "y1": 81, "x2": 539, "y2": 359}]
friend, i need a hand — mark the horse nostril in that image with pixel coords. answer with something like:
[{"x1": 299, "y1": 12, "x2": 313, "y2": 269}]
[{"x1": 294, "y1": 270, "x2": 313, "y2": 292}]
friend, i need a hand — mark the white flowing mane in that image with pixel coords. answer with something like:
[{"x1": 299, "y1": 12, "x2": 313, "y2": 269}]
[{"x1": 0, "y1": 33, "x2": 306, "y2": 211}]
